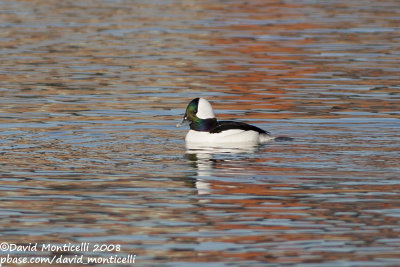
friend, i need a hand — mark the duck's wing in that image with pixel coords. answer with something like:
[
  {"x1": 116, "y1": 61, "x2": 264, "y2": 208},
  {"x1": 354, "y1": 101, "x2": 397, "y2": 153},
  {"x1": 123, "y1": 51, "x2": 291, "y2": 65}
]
[{"x1": 210, "y1": 120, "x2": 270, "y2": 134}]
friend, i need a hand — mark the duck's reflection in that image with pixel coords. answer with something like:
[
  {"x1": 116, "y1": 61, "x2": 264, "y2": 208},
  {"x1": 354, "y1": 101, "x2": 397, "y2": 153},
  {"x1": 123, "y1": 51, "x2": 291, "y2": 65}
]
[{"x1": 185, "y1": 143, "x2": 261, "y2": 195}]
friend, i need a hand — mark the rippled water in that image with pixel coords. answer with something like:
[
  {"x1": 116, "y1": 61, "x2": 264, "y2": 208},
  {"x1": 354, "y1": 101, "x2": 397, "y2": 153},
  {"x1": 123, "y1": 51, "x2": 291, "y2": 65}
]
[{"x1": 1, "y1": 0, "x2": 400, "y2": 266}]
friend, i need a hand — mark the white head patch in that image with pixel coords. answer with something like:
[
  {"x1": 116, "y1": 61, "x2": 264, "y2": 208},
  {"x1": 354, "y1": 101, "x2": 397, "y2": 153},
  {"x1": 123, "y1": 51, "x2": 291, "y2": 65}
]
[{"x1": 196, "y1": 98, "x2": 215, "y2": 119}]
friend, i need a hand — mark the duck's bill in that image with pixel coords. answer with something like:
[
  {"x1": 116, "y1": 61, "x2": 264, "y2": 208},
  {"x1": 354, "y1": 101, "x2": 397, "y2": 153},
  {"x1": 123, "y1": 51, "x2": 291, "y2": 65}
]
[{"x1": 176, "y1": 116, "x2": 189, "y2": 128}]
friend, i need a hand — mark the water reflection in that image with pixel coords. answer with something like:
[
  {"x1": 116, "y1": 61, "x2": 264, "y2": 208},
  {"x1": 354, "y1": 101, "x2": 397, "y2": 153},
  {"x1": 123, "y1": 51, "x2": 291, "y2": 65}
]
[
  {"x1": 186, "y1": 142, "x2": 261, "y2": 155},
  {"x1": 186, "y1": 143, "x2": 262, "y2": 195}
]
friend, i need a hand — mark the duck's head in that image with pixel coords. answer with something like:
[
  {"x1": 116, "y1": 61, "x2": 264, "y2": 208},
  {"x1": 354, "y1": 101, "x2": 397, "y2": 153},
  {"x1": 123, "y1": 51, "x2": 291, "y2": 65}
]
[{"x1": 177, "y1": 98, "x2": 217, "y2": 131}]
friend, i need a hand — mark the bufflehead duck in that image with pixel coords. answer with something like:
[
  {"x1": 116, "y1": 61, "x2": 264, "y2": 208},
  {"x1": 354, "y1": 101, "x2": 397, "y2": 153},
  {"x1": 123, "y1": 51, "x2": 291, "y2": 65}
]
[{"x1": 177, "y1": 98, "x2": 276, "y2": 145}]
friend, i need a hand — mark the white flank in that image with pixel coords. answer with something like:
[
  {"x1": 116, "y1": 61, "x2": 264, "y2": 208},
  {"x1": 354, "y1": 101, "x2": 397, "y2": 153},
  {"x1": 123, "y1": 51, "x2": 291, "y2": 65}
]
[{"x1": 186, "y1": 129, "x2": 262, "y2": 145}]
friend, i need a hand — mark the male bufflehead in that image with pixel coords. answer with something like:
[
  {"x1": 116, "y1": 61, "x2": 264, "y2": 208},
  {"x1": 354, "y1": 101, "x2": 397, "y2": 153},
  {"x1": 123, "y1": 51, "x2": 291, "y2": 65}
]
[{"x1": 177, "y1": 98, "x2": 276, "y2": 145}]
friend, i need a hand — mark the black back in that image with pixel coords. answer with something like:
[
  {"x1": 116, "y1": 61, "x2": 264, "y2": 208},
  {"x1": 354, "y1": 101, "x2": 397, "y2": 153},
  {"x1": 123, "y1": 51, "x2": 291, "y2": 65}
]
[{"x1": 210, "y1": 120, "x2": 269, "y2": 135}]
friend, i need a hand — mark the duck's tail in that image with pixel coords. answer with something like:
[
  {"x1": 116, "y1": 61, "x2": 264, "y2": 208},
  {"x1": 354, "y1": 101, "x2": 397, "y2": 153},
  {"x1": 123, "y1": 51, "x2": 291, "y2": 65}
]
[
  {"x1": 274, "y1": 136, "x2": 294, "y2": 142},
  {"x1": 259, "y1": 133, "x2": 294, "y2": 143},
  {"x1": 259, "y1": 133, "x2": 276, "y2": 143}
]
